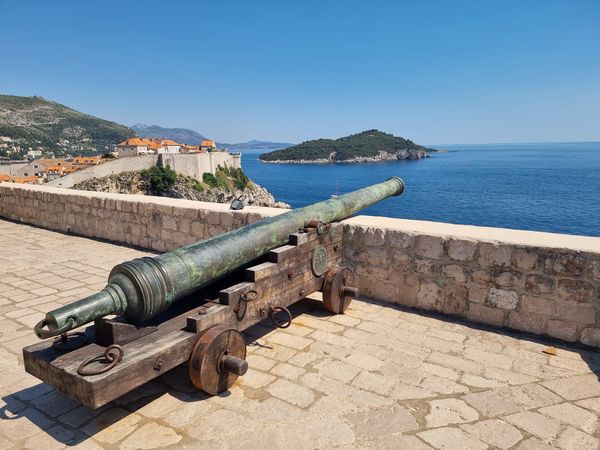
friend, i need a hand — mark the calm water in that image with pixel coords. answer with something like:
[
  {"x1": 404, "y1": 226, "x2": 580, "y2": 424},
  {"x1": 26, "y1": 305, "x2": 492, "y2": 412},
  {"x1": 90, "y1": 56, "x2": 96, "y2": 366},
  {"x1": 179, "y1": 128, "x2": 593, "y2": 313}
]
[{"x1": 241, "y1": 142, "x2": 600, "y2": 237}]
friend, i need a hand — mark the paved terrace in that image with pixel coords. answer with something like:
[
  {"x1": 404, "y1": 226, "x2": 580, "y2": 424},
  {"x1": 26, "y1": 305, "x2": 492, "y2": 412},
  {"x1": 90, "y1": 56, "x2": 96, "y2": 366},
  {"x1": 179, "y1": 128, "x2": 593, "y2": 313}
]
[{"x1": 1, "y1": 218, "x2": 600, "y2": 450}]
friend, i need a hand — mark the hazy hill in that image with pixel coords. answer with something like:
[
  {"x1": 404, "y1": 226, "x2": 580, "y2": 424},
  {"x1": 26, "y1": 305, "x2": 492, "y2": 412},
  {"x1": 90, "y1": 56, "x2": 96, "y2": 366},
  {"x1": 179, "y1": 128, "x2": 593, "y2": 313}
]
[
  {"x1": 132, "y1": 124, "x2": 292, "y2": 151},
  {"x1": 259, "y1": 129, "x2": 436, "y2": 163},
  {"x1": 0, "y1": 95, "x2": 134, "y2": 156},
  {"x1": 219, "y1": 140, "x2": 293, "y2": 152},
  {"x1": 131, "y1": 123, "x2": 207, "y2": 145}
]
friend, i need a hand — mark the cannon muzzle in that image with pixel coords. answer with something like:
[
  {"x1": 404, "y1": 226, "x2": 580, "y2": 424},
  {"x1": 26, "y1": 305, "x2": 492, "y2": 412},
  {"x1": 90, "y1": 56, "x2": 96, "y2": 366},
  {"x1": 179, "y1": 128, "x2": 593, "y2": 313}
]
[{"x1": 34, "y1": 176, "x2": 404, "y2": 338}]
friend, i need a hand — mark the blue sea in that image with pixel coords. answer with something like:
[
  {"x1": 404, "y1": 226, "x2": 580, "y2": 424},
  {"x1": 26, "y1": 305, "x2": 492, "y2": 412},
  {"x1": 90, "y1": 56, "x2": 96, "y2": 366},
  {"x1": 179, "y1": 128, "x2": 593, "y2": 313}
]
[{"x1": 241, "y1": 142, "x2": 600, "y2": 238}]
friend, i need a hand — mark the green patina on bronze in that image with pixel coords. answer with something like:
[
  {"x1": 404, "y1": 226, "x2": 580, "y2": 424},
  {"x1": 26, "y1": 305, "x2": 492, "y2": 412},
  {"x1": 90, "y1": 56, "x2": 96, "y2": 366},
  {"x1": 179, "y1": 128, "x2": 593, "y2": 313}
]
[{"x1": 34, "y1": 177, "x2": 405, "y2": 339}]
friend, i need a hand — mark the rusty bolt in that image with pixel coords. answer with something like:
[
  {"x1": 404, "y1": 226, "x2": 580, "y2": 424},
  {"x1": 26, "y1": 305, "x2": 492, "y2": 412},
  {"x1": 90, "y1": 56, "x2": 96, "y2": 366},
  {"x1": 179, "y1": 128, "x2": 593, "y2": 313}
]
[
  {"x1": 299, "y1": 289, "x2": 305, "y2": 297},
  {"x1": 154, "y1": 358, "x2": 163, "y2": 371}
]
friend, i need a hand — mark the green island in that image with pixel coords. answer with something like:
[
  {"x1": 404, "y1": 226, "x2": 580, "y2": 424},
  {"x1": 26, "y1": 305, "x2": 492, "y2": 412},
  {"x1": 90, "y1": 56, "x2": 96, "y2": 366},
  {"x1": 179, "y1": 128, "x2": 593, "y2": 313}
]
[{"x1": 259, "y1": 129, "x2": 438, "y2": 163}]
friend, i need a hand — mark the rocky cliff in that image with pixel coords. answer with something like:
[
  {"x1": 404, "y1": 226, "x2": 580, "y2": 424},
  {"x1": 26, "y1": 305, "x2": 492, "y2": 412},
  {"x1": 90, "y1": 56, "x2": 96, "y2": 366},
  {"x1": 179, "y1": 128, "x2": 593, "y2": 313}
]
[{"x1": 72, "y1": 171, "x2": 289, "y2": 208}]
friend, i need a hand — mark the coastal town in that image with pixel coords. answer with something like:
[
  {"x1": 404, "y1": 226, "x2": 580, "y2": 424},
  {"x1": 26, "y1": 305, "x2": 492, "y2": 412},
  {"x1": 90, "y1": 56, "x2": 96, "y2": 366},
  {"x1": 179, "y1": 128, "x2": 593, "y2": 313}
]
[{"x1": 0, "y1": 137, "x2": 219, "y2": 184}]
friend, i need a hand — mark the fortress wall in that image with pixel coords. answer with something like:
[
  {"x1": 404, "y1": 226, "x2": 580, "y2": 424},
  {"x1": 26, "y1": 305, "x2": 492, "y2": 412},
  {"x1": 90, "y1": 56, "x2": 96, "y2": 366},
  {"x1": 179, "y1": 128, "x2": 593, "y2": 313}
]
[
  {"x1": 343, "y1": 216, "x2": 600, "y2": 348},
  {"x1": 46, "y1": 152, "x2": 241, "y2": 188},
  {"x1": 46, "y1": 155, "x2": 160, "y2": 188},
  {"x1": 158, "y1": 152, "x2": 240, "y2": 178},
  {"x1": 2, "y1": 183, "x2": 599, "y2": 347},
  {"x1": 0, "y1": 183, "x2": 283, "y2": 253}
]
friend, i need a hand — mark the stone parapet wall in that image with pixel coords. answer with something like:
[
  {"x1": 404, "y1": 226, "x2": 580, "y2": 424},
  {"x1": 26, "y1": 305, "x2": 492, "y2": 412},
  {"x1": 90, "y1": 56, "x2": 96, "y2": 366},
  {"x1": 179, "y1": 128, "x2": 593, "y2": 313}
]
[
  {"x1": 2, "y1": 183, "x2": 600, "y2": 348},
  {"x1": 342, "y1": 216, "x2": 600, "y2": 348},
  {"x1": 0, "y1": 183, "x2": 283, "y2": 252}
]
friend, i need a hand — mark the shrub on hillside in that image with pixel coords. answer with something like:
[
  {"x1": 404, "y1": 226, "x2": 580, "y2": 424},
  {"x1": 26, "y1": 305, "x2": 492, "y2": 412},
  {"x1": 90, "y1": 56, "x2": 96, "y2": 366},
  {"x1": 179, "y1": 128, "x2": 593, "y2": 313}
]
[
  {"x1": 202, "y1": 172, "x2": 226, "y2": 189},
  {"x1": 141, "y1": 165, "x2": 177, "y2": 193}
]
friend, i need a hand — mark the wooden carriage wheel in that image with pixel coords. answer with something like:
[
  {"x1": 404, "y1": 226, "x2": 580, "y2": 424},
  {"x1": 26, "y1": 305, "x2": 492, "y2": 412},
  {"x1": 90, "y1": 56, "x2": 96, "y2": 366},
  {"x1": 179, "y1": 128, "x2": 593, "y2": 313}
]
[{"x1": 189, "y1": 326, "x2": 248, "y2": 395}]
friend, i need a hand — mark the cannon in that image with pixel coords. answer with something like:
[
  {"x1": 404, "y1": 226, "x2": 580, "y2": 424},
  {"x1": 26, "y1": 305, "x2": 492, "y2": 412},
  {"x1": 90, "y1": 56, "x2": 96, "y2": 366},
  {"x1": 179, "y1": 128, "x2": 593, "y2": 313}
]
[{"x1": 23, "y1": 177, "x2": 404, "y2": 408}]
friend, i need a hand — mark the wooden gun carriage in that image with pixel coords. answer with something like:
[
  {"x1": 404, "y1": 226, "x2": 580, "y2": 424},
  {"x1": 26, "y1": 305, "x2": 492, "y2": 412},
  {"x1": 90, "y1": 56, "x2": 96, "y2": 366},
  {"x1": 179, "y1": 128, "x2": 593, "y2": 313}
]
[{"x1": 23, "y1": 178, "x2": 404, "y2": 409}]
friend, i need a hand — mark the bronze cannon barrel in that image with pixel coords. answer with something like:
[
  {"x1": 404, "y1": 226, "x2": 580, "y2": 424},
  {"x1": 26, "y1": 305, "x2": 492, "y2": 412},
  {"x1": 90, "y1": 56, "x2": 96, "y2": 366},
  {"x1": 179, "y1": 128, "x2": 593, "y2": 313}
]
[{"x1": 34, "y1": 177, "x2": 404, "y2": 338}]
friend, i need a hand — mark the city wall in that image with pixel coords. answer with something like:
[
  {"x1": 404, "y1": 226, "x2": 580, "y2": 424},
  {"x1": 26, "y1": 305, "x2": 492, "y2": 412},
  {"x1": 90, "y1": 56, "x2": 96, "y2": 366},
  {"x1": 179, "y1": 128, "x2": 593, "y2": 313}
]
[
  {"x1": 45, "y1": 152, "x2": 240, "y2": 188},
  {"x1": 1, "y1": 182, "x2": 599, "y2": 348}
]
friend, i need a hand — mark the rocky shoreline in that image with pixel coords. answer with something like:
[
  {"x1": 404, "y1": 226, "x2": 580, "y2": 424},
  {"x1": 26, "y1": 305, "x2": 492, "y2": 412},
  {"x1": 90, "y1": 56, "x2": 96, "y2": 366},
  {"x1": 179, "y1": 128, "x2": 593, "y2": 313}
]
[{"x1": 262, "y1": 149, "x2": 430, "y2": 164}]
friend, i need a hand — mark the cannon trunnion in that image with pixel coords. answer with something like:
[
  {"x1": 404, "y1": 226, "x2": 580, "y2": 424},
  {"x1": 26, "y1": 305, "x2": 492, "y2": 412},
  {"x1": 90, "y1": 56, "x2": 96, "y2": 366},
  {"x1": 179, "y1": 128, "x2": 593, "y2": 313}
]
[{"x1": 22, "y1": 223, "x2": 356, "y2": 408}]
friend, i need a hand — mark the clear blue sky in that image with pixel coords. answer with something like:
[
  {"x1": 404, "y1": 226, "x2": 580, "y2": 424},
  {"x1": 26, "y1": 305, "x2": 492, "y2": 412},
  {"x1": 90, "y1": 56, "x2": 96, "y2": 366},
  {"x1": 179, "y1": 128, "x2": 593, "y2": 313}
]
[{"x1": 1, "y1": 0, "x2": 598, "y2": 144}]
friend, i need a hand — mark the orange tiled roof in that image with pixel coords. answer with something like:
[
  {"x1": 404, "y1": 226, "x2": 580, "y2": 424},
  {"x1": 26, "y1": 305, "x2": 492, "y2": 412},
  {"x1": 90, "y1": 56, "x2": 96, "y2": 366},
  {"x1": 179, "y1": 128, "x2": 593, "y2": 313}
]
[
  {"x1": 159, "y1": 139, "x2": 179, "y2": 146},
  {"x1": 118, "y1": 138, "x2": 182, "y2": 149},
  {"x1": 73, "y1": 156, "x2": 101, "y2": 165},
  {"x1": 46, "y1": 165, "x2": 64, "y2": 172},
  {"x1": 13, "y1": 176, "x2": 38, "y2": 184},
  {"x1": 201, "y1": 140, "x2": 216, "y2": 147},
  {"x1": 117, "y1": 137, "x2": 153, "y2": 147},
  {"x1": 0, "y1": 174, "x2": 12, "y2": 182},
  {"x1": 63, "y1": 167, "x2": 79, "y2": 173}
]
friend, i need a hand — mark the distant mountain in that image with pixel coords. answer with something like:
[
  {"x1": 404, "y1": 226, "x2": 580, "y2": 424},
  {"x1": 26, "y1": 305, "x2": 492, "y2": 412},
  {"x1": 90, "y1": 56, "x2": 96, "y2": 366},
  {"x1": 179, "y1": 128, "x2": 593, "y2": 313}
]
[
  {"x1": 132, "y1": 124, "x2": 292, "y2": 152},
  {"x1": 260, "y1": 129, "x2": 437, "y2": 163},
  {"x1": 219, "y1": 140, "x2": 294, "y2": 152},
  {"x1": 131, "y1": 124, "x2": 207, "y2": 145},
  {"x1": 0, "y1": 95, "x2": 134, "y2": 157}
]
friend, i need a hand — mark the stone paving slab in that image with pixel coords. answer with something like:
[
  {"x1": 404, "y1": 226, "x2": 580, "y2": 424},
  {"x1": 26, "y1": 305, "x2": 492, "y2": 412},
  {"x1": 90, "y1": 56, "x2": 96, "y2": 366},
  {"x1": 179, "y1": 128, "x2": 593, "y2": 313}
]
[{"x1": 1, "y1": 219, "x2": 600, "y2": 449}]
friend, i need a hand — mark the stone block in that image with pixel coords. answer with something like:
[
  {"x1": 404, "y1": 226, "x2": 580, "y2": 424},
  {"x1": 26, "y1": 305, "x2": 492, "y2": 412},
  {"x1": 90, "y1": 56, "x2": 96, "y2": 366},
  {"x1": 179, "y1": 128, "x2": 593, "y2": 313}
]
[
  {"x1": 418, "y1": 427, "x2": 487, "y2": 450},
  {"x1": 546, "y1": 319, "x2": 578, "y2": 342},
  {"x1": 557, "y1": 279, "x2": 594, "y2": 304},
  {"x1": 447, "y1": 239, "x2": 477, "y2": 261},
  {"x1": 425, "y1": 398, "x2": 479, "y2": 427},
  {"x1": 471, "y1": 269, "x2": 492, "y2": 284},
  {"x1": 394, "y1": 272, "x2": 419, "y2": 306},
  {"x1": 478, "y1": 243, "x2": 511, "y2": 268},
  {"x1": 580, "y1": 327, "x2": 600, "y2": 347},
  {"x1": 363, "y1": 227, "x2": 386, "y2": 247},
  {"x1": 507, "y1": 311, "x2": 546, "y2": 335},
  {"x1": 544, "y1": 252, "x2": 586, "y2": 277},
  {"x1": 519, "y1": 295, "x2": 556, "y2": 316},
  {"x1": 414, "y1": 235, "x2": 444, "y2": 259},
  {"x1": 486, "y1": 288, "x2": 518, "y2": 310},
  {"x1": 584, "y1": 256, "x2": 600, "y2": 282},
  {"x1": 413, "y1": 258, "x2": 438, "y2": 275},
  {"x1": 385, "y1": 231, "x2": 413, "y2": 249},
  {"x1": 524, "y1": 274, "x2": 555, "y2": 294},
  {"x1": 442, "y1": 282, "x2": 468, "y2": 314},
  {"x1": 389, "y1": 251, "x2": 412, "y2": 272},
  {"x1": 468, "y1": 285, "x2": 487, "y2": 304},
  {"x1": 556, "y1": 302, "x2": 596, "y2": 325},
  {"x1": 460, "y1": 419, "x2": 523, "y2": 449},
  {"x1": 513, "y1": 248, "x2": 539, "y2": 270},
  {"x1": 442, "y1": 264, "x2": 467, "y2": 283},
  {"x1": 416, "y1": 280, "x2": 442, "y2": 312},
  {"x1": 495, "y1": 271, "x2": 524, "y2": 289},
  {"x1": 466, "y1": 304, "x2": 506, "y2": 327}
]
